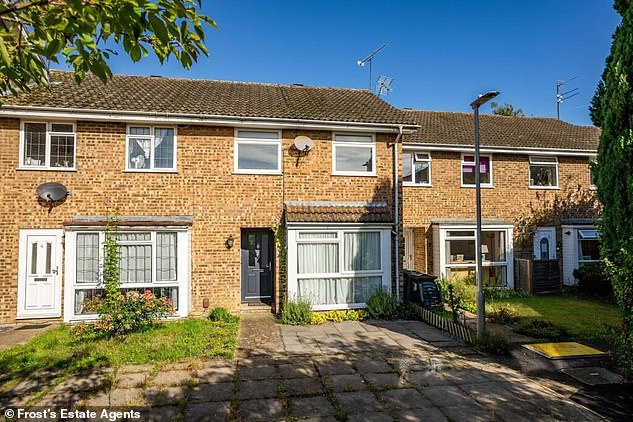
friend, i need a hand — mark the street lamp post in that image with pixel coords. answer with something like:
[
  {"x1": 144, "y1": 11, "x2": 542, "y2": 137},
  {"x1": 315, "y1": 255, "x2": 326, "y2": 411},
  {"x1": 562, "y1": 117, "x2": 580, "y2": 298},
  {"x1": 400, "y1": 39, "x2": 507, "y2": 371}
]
[{"x1": 470, "y1": 91, "x2": 499, "y2": 340}]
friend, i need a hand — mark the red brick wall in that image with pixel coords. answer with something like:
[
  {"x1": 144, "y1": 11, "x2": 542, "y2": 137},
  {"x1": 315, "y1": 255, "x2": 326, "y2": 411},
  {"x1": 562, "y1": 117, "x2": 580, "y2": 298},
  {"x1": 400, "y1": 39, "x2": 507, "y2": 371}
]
[
  {"x1": 0, "y1": 119, "x2": 399, "y2": 323},
  {"x1": 402, "y1": 151, "x2": 595, "y2": 273}
]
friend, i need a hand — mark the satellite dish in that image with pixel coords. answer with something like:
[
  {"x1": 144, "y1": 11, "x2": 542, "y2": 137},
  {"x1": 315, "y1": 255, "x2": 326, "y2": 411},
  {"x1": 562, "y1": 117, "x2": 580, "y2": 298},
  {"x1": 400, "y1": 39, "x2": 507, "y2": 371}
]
[
  {"x1": 36, "y1": 182, "x2": 70, "y2": 202},
  {"x1": 293, "y1": 136, "x2": 313, "y2": 152}
]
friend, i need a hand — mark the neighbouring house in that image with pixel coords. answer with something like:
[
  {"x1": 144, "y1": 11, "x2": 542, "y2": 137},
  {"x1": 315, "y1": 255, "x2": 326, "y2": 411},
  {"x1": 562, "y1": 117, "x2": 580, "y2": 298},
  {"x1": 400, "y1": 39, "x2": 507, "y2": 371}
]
[
  {"x1": 0, "y1": 71, "x2": 419, "y2": 324},
  {"x1": 0, "y1": 71, "x2": 603, "y2": 325},
  {"x1": 400, "y1": 110, "x2": 601, "y2": 291}
]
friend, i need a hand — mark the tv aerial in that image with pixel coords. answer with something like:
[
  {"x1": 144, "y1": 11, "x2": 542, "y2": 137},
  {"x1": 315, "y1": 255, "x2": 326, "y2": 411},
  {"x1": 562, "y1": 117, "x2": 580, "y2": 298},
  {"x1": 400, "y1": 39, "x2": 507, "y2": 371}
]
[
  {"x1": 556, "y1": 75, "x2": 579, "y2": 120},
  {"x1": 36, "y1": 182, "x2": 70, "y2": 212},
  {"x1": 291, "y1": 135, "x2": 313, "y2": 167},
  {"x1": 376, "y1": 76, "x2": 393, "y2": 97},
  {"x1": 357, "y1": 43, "x2": 387, "y2": 90}
]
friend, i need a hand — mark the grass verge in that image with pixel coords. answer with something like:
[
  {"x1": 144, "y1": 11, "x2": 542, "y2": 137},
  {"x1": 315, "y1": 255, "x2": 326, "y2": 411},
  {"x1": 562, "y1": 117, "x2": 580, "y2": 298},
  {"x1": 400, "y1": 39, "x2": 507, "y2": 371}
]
[
  {"x1": 488, "y1": 294, "x2": 620, "y2": 341},
  {"x1": 0, "y1": 317, "x2": 239, "y2": 388}
]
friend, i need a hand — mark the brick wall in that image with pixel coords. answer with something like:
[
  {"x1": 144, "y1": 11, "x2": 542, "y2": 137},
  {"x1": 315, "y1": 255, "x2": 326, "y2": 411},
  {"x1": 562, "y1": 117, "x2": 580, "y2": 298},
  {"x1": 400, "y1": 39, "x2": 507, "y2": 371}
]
[
  {"x1": 402, "y1": 151, "x2": 596, "y2": 274},
  {"x1": 0, "y1": 119, "x2": 398, "y2": 324}
]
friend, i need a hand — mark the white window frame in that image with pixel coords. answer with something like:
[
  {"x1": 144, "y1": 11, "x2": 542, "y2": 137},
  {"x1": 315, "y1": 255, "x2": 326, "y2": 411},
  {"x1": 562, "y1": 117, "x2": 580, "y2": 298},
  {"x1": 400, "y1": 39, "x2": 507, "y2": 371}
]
[
  {"x1": 287, "y1": 225, "x2": 391, "y2": 310},
  {"x1": 63, "y1": 229, "x2": 190, "y2": 322},
  {"x1": 19, "y1": 121, "x2": 76, "y2": 171},
  {"x1": 589, "y1": 158, "x2": 597, "y2": 189},
  {"x1": 403, "y1": 150, "x2": 432, "y2": 186},
  {"x1": 332, "y1": 133, "x2": 376, "y2": 177},
  {"x1": 529, "y1": 155, "x2": 559, "y2": 189},
  {"x1": 577, "y1": 229, "x2": 600, "y2": 266},
  {"x1": 125, "y1": 125, "x2": 178, "y2": 172},
  {"x1": 438, "y1": 224, "x2": 514, "y2": 289},
  {"x1": 233, "y1": 129, "x2": 282, "y2": 175},
  {"x1": 461, "y1": 153, "x2": 493, "y2": 187}
]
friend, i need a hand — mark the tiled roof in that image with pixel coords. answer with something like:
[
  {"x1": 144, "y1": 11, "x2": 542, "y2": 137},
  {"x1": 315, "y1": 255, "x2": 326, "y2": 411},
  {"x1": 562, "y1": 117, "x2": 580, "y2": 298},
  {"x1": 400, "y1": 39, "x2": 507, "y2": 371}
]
[
  {"x1": 1, "y1": 71, "x2": 417, "y2": 126},
  {"x1": 402, "y1": 110, "x2": 600, "y2": 151},
  {"x1": 285, "y1": 201, "x2": 392, "y2": 223}
]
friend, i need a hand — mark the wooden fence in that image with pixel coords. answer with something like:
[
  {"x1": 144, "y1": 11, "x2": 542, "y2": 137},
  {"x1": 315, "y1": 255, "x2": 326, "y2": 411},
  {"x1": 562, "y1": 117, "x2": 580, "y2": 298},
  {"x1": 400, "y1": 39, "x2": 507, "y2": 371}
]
[
  {"x1": 514, "y1": 258, "x2": 561, "y2": 294},
  {"x1": 412, "y1": 304, "x2": 474, "y2": 344}
]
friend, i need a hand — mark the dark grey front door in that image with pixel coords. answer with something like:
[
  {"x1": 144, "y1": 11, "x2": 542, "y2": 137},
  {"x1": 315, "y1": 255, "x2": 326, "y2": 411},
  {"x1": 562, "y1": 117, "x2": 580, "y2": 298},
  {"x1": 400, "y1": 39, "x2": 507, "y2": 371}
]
[{"x1": 241, "y1": 229, "x2": 274, "y2": 303}]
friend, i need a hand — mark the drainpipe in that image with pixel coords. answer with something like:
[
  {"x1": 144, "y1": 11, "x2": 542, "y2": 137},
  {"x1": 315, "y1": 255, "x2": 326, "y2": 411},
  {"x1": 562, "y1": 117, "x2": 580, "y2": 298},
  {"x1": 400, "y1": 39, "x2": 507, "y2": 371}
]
[{"x1": 393, "y1": 126, "x2": 403, "y2": 301}]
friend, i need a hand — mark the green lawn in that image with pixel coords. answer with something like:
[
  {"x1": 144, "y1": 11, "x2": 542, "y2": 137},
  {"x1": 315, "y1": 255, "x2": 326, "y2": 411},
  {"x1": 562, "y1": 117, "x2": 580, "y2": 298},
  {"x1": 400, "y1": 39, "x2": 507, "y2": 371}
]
[
  {"x1": 0, "y1": 318, "x2": 239, "y2": 388},
  {"x1": 488, "y1": 294, "x2": 621, "y2": 341}
]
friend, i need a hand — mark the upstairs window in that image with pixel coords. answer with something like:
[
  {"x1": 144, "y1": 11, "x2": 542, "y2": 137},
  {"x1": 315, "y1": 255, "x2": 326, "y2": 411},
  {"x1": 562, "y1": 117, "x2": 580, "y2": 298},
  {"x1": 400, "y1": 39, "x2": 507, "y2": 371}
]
[
  {"x1": 529, "y1": 156, "x2": 558, "y2": 188},
  {"x1": 127, "y1": 126, "x2": 176, "y2": 171},
  {"x1": 403, "y1": 151, "x2": 431, "y2": 186},
  {"x1": 234, "y1": 130, "x2": 282, "y2": 174},
  {"x1": 461, "y1": 154, "x2": 492, "y2": 187},
  {"x1": 21, "y1": 122, "x2": 75, "y2": 169},
  {"x1": 333, "y1": 134, "x2": 375, "y2": 176}
]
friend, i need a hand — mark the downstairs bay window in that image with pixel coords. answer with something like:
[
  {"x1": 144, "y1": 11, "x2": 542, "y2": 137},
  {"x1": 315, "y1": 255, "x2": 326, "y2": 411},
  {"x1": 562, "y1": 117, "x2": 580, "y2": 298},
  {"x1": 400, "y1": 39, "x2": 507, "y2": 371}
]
[
  {"x1": 287, "y1": 227, "x2": 391, "y2": 310},
  {"x1": 64, "y1": 229, "x2": 190, "y2": 321}
]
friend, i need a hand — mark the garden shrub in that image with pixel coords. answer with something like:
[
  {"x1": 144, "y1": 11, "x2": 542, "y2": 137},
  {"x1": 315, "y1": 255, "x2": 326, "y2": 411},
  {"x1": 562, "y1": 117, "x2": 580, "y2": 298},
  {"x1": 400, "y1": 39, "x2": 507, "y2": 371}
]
[
  {"x1": 309, "y1": 309, "x2": 368, "y2": 324},
  {"x1": 309, "y1": 312, "x2": 328, "y2": 325},
  {"x1": 208, "y1": 307, "x2": 239, "y2": 323},
  {"x1": 487, "y1": 305, "x2": 519, "y2": 325},
  {"x1": 278, "y1": 298, "x2": 312, "y2": 325},
  {"x1": 344, "y1": 309, "x2": 368, "y2": 321},
  {"x1": 485, "y1": 287, "x2": 531, "y2": 300},
  {"x1": 511, "y1": 318, "x2": 568, "y2": 340},
  {"x1": 366, "y1": 290, "x2": 399, "y2": 320},
  {"x1": 397, "y1": 301, "x2": 421, "y2": 320},
  {"x1": 573, "y1": 261, "x2": 613, "y2": 300},
  {"x1": 473, "y1": 330, "x2": 511, "y2": 356},
  {"x1": 438, "y1": 277, "x2": 477, "y2": 313}
]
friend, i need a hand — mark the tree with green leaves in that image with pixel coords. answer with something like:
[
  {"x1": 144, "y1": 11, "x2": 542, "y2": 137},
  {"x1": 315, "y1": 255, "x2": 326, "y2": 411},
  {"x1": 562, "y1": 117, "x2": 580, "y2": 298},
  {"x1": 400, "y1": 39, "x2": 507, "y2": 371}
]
[
  {"x1": 0, "y1": 0, "x2": 216, "y2": 96},
  {"x1": 592, "y1": 0, "x2": 633, "y2": 376},
  {"x1": 490, "y1": 102, "x2": 525, "y2": 117}
]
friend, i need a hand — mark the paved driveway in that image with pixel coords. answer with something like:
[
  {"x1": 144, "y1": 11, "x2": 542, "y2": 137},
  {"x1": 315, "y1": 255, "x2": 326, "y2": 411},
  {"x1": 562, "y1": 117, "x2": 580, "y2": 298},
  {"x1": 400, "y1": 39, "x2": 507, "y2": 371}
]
[{"x1": 0, "y1": 317, "x2": 602, "y2": 421}]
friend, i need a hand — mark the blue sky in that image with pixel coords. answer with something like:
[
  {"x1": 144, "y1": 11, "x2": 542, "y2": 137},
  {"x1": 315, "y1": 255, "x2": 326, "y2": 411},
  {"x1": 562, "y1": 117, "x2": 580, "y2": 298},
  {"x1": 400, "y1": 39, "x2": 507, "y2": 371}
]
[{"x1": 73, "y1": 1, "x2": 619, "y2": 126}]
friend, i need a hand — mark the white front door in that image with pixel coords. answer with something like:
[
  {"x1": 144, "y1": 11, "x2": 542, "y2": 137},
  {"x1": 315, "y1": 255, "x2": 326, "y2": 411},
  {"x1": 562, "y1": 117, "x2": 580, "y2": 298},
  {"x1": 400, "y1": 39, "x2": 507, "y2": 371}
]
[
  {"x1": 533, "y1": 227, "x2": 556, "y2": 260},
  {"x1": 17, "y1": 230, "x2": 63, "y2": 319}
]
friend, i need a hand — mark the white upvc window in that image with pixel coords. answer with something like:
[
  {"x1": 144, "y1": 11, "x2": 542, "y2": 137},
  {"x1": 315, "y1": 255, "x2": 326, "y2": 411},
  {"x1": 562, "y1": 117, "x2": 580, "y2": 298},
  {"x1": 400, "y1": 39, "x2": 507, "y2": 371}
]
[
  {"x1": 20, "y1": 121, "x2": 76, "y2": 170},
  {"x1": 577, "y1": 229, "x2": 600, "y2": 266},
  {"x1": 461, "y1": 154, "x2": 492, "y2": 187},
  {"x1": 64, "y1": 229, "x2": 190, "y2": 321},
  {"x1": 438, "y1": 225, "x2": 514, "y2": 288},
  {"x1": 332, "y1": 133, "x2": 376, "y2": 176},
  {"x1": 529, "y1": 156, "x2": 558, "y2": 188},
  {"x1": 287, "y1": 227, "x2": 391, "y2": 310},
  {"x1": 403, "y1": 151, "x2": 431, "y2": 186},
  {"x1": 126, "y1": 126, "x2": 177, "y2": 171},
  {"x1": 589, "y1": 158, "x2": 597, "y2": 189},
  {"x1": 234, "y1": 129, "x2": 282, "y2": 174}
]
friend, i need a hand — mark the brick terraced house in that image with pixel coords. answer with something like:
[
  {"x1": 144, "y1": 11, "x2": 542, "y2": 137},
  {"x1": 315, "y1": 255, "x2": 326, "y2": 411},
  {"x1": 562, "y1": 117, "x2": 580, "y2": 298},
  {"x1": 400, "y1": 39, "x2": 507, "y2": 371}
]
[
  {"x1": 0, "y1": 71, "x2": 601, "y2": 325},
  {"x1": 0, "y1": 71, "x2": 419, "y2": 324},
  {"x1": 400, "y1": 110, "x2": 601, "y2": 290}
]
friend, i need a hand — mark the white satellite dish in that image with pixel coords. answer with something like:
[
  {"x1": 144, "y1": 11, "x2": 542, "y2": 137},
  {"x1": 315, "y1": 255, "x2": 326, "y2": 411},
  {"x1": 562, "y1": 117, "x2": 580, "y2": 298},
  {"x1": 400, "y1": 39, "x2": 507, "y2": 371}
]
[{"x1": 293, "y1": 136, "x2": 313, "y2": 152}]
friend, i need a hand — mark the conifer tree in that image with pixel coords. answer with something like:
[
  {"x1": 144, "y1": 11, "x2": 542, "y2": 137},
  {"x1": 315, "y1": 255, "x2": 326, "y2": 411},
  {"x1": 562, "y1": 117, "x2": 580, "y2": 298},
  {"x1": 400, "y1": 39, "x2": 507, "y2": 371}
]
[{"x1": 593, "y1": 0, "x2": 633, "y2": 374}]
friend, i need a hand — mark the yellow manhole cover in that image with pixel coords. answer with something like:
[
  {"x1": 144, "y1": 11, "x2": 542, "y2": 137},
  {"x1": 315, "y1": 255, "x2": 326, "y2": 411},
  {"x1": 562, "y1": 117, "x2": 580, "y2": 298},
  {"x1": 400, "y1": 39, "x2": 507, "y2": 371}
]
[{"x1": 523, "y1": 342, "x2": 607, "y2": 359}]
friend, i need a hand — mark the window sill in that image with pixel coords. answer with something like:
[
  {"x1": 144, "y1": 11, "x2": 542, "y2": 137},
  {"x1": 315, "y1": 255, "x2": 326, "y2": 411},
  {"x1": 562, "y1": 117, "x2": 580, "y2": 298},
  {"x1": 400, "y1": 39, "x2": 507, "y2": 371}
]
[
  {"x1": 332, "y1": 172, "x2": 377, "y2": 177},
  {"x1": 124, "y1": 169, "x2": 178, "y2": 173},
  {"x1": 528, "y1": 186, "x2": 560, "y2": 190},
  {"x1": 233, "y1": 170, "x2": 282, "y2": 175},
  {"x1": 461, "y1": 184, "x2": 494, "y2": 189},
  {"x1": 17, "y1": 167, "x2": 76, "y2": 172},
  {"x1": 403, "y1": 183, "x2": 432, "y2": 187}
]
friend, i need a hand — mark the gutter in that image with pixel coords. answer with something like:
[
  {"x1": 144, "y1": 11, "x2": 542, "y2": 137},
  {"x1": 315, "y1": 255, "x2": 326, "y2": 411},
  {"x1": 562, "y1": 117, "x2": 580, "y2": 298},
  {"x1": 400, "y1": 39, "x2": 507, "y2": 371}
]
[
  {"x1": 0, "y1": 105, "x2": 420, "y2": 134},
  {"x1": 403, "y1": 143, "x2": 597, "y2": 157},
  {"x1": 393, "y1": 125, "x2": 403, "y2": 301}
]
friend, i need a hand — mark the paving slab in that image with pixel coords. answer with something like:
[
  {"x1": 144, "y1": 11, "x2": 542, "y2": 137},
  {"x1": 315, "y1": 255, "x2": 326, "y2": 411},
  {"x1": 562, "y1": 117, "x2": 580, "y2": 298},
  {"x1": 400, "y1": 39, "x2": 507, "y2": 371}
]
[
  {"x1": 150, "y1": 369, "x2": 193, "y2": 386},
  {"x1": 323, "y1": 374, "x2": 368, "y2": 392},
  {"x1": 283, "y1": 376, "x2": 324, "y2": 396},
  {"x1": 143, "y1": 406, "x2": 180, "y2": 422},
  {"x1": 288, "y1": 395, "x2": 337, "y2": 418},
  {"x1": 353, "y1": 357, "x2": 395, "y2": 374},
  {"x1": 184, "y1": 401, "x2": 231, "y2": 422},
  {"x1": 313, "y1": 358, "x2": 356, "y2": 375},
  {"x1": 196, "y1": 363, "x2": 236, "y2": 383},
  {"x1": 141, "y1": 385, "x2": 189, "y2": 406},
  {"x1": 238, "y1": 363, "x2": 277, "y2": 380},
  {"x1": 380, "y1": 388, "x2": 432, "y2": 410},
  {"x1": 239, "y1": 398, "x2": 285, "y2": 420},
  {"x1": 190, "y1": 381, "x2": 235, "y2": 402},
  {"x1": 346, "y1": 411, "x2": 395, "y2": 422},
  {"x1": 277, "y1": 362, "x2": 317, "y2": 378},
  {"x1": 362, "y1": 372, "x2": 408, "y2": 390},
  {"x1": 423, "y1": 385, "x2": 483, "y2": 408},
  {"x1": 237, "y1": 379, "x2": 280, "y2": 400},
  {"x1": 397, "y1": 408, "x2": 448, "y2": 422},
  {"x1": 335, "y1": 391, "x2": 384, "y2": 414}
]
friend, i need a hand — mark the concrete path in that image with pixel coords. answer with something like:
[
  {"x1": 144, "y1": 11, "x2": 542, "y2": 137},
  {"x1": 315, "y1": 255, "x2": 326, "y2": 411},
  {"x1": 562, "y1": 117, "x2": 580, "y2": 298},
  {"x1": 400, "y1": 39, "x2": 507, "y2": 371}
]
[{"x1": 0, "y1": 316, "x2": 603, "y2": 421}]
